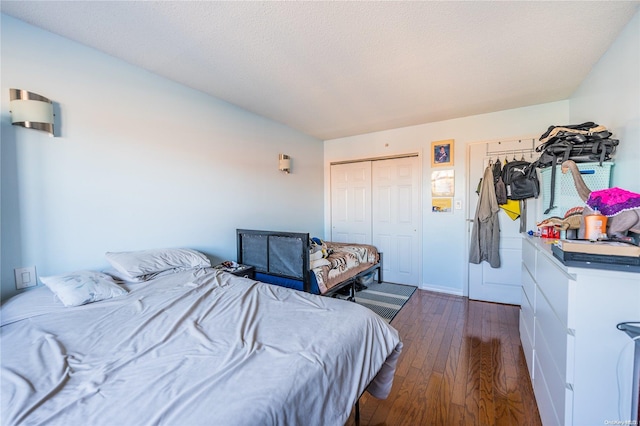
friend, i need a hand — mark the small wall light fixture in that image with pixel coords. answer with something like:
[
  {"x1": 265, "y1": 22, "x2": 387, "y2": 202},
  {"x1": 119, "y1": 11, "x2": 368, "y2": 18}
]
[
  {"x1": 9, "y1": 88, "x2": 55, "y2": 136},
  {"x1": 279, "y1": 154, "x2": 291, "y2": 174}
]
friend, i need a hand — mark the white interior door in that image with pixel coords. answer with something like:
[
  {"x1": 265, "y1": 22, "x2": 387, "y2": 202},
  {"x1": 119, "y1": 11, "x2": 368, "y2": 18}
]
[
  {"x1": 466, "y1": 142, "x2": 524, "y2": 305},
  {"x1": 372, "y1": 157, "x2": 421, "y2": 286},
  {"x1": 330, "y1": 162, "x2": 372, "y2": 244}
]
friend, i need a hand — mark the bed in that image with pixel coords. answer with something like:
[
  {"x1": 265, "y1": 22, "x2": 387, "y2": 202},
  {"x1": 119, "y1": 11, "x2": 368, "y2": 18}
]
[
  {"x1": 0, "y1": 248, "x2": 402, "y2": 426},
  {"x1": 236, "y1": 229, "x2": 383, "y2": 298}
]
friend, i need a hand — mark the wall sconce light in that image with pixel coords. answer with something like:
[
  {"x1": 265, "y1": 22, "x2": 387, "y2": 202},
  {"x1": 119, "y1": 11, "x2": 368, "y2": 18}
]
[
  {"x1": 279, "y1": 154, "x2": 291, "y2": 174},
  {"x1": 9, "y1": 88, "x2": 55, "y2": 136}
]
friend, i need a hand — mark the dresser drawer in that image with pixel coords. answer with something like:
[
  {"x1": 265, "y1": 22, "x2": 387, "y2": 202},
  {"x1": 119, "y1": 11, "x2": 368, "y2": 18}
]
[
  {"x1": 534, "y1": 353, "x2": 569, "y2": 426},
  {"x1": 521, "y1": 262, "x2": 536, "y2": 311},
  {"x1": 520, "y1": 286, "x2": 535, "y2": 344},
  {"x1": 536, "y1": 252, "x2": 572, "y2": 327},
  {"x1": 535, "y1": 288, "x2": 569, "y2": 399},
  {"x1": 522, "y1": 237, "x2": 537, "y2": 279},
  {"x1": 519, "y1": 306, "x2": 535, "y2": 380}
]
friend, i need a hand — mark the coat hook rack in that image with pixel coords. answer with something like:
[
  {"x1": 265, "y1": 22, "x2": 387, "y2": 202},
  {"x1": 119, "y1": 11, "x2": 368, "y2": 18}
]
[{"x1": 485, "y1": 137, "x2": 537, "y2": 158}]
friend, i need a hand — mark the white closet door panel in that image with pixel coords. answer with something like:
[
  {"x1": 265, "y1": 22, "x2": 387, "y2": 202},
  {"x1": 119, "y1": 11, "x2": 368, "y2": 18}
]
[
  {"x1": 354, "y1": 187, "x2": 368, "y2": 223},
  {"x1": 332, "y1": 231, "x2": 349, "y2": 242},
  {"x1": 331, "y1": 162, "x2": 372, "y2": 244},
  {"x1": 372, "y1": 157, "x2": 420, "y2": 286},
  {"x1": 333, "y1": 188, "x2": 348, "y2": 223},
  {"x1": 398, "y1": 235, "x2": 413, "y2": 273},
  {"x1": 377, "y1": 186, "x2": 392, "y2": 222},
  {"x1": 376, "y1": 233, "x2": 394, "y2": 271},
  {"x1": 345, "y1": 233, "x2": 370, "y2": 245},
  {"x1": 398, "y1": 185, "x2": 412, "y2": 223}
]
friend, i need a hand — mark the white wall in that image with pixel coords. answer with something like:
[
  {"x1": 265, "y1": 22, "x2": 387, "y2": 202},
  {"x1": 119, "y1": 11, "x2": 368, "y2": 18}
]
[
  {"x1": 325, "y1": 101, "x2": 569, "y2": 294},
  {"x1": 1, "y1": 15, "x2": 325, "y2": 301},
  {"x1": 570, "y1": 10, "x2": 639, "y2": 192},
  {"x1": 324, "y1": 9, "x2": 640, "y2": 296}
]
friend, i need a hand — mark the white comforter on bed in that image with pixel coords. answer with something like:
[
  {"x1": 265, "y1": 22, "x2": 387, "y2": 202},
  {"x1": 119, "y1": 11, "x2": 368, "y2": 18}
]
[{"x1": 1, "y1": 268, "x2": 402, "y2": 426}]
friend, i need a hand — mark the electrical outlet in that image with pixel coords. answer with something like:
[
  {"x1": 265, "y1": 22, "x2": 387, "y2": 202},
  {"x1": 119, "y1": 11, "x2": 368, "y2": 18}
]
[{"x1": 14, "y1": 266, "x2": 37, "y2": 290}]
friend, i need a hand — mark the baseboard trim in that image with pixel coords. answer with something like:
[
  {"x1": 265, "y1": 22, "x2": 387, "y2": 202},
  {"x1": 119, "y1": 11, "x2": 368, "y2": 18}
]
[{"x1": 418, "y1": 284, "x2": 464, "y2": 297}]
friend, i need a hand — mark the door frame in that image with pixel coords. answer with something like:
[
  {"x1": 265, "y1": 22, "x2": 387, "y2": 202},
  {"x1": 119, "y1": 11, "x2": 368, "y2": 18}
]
[{"x1": 464, "y1": 137, "x2": 538, "y2": 300}]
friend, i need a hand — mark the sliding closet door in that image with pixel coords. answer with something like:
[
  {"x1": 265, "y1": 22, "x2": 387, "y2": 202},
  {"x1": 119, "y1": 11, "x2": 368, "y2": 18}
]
[
  {"x1": 330, "y1": 162, "x2": 372, "y2": 244},
  {"x1": 372, "y1": 157, "x2": 421, "y2": 286}
]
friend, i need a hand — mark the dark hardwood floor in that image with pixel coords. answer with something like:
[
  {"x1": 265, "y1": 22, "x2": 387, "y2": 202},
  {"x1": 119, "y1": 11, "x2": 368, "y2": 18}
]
[{"x1": 346, "y1": 289, "x2": 542, "y2": 426}]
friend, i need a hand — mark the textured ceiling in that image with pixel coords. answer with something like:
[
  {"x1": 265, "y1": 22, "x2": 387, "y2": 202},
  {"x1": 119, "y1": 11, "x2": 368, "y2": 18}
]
[{"x1": 2, "y1": 1, "x2": 638, "y2": 140}]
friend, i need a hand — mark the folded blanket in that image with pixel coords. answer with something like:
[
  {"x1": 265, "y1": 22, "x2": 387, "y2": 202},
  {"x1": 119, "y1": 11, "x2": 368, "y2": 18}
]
[{"x1": 312, "y1": 242, "x2": 379, "y2": 294}]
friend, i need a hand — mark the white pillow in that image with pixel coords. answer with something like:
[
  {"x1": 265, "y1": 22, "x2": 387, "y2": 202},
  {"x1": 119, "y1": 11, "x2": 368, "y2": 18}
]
[
  {"x1": 310, "y1": 258, "x2": 331, "y2": 270},
  {"x1": 40, "y1": 271, "x2": 128, "y2": 307},
  {"x1": 102, "y1": 267, "x2": 148, "y2": 283},
  {"x1": 105, "y1": 248, "x2": 211, "y2": 279},
  {"x1": 310, "y1": 250, "x2": 324, "y2": 262}
]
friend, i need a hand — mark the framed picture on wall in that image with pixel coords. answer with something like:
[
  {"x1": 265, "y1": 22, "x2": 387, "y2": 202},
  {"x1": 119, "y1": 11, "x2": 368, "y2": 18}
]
[
  {"x1": 431, "y1": 139, "x2": 454, "y2": 167},
  {"x1": 432, "y1": 197, "x2": 453, "y2": 213},
  {"x1": 431, "y1": 169, "x2": 455, "y2": 197}
]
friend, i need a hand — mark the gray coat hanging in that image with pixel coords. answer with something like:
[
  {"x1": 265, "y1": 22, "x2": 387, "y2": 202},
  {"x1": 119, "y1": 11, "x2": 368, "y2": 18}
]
[{"x1": 469, "y1": 165, "x2": 501, "y2": 268}]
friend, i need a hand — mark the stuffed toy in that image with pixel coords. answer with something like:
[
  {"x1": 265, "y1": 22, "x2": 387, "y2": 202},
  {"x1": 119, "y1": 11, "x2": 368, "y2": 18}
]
[{"x1": 310, "y1": 237, "x2": 330, "y2": 258}]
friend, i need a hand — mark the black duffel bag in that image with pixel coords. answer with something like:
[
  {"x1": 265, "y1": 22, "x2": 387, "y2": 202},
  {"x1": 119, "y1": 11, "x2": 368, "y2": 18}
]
[
  {"x1": 533, "y1": 122, "x2": 618, "y2": 213},
  {"x1": 535, "y1": 138, "x2": 618, "y2": 168}
]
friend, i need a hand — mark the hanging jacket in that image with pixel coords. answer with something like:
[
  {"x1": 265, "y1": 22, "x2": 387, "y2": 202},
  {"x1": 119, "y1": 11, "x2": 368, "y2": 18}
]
[
  {"x1": 493, "y1": 161, "x2": 507, "y2": 205},
  {"x1": 469, "y1": 165, "x2": 501, "y2": 268}
]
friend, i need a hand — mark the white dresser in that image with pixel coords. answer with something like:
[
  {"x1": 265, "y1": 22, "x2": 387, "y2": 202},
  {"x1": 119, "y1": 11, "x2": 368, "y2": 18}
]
[{"x1": 520, "y1": 236, "x2": 640, "y2": 425}]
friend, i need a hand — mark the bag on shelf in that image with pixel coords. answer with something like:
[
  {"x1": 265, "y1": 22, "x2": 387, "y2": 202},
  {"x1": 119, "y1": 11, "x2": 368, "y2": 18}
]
[
  {"x1": 535, "y1": 122, "x2": 618, "y2": 167},
  {"x1": 533, "y1": 121, "x2": 618, "y2": 213}
]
